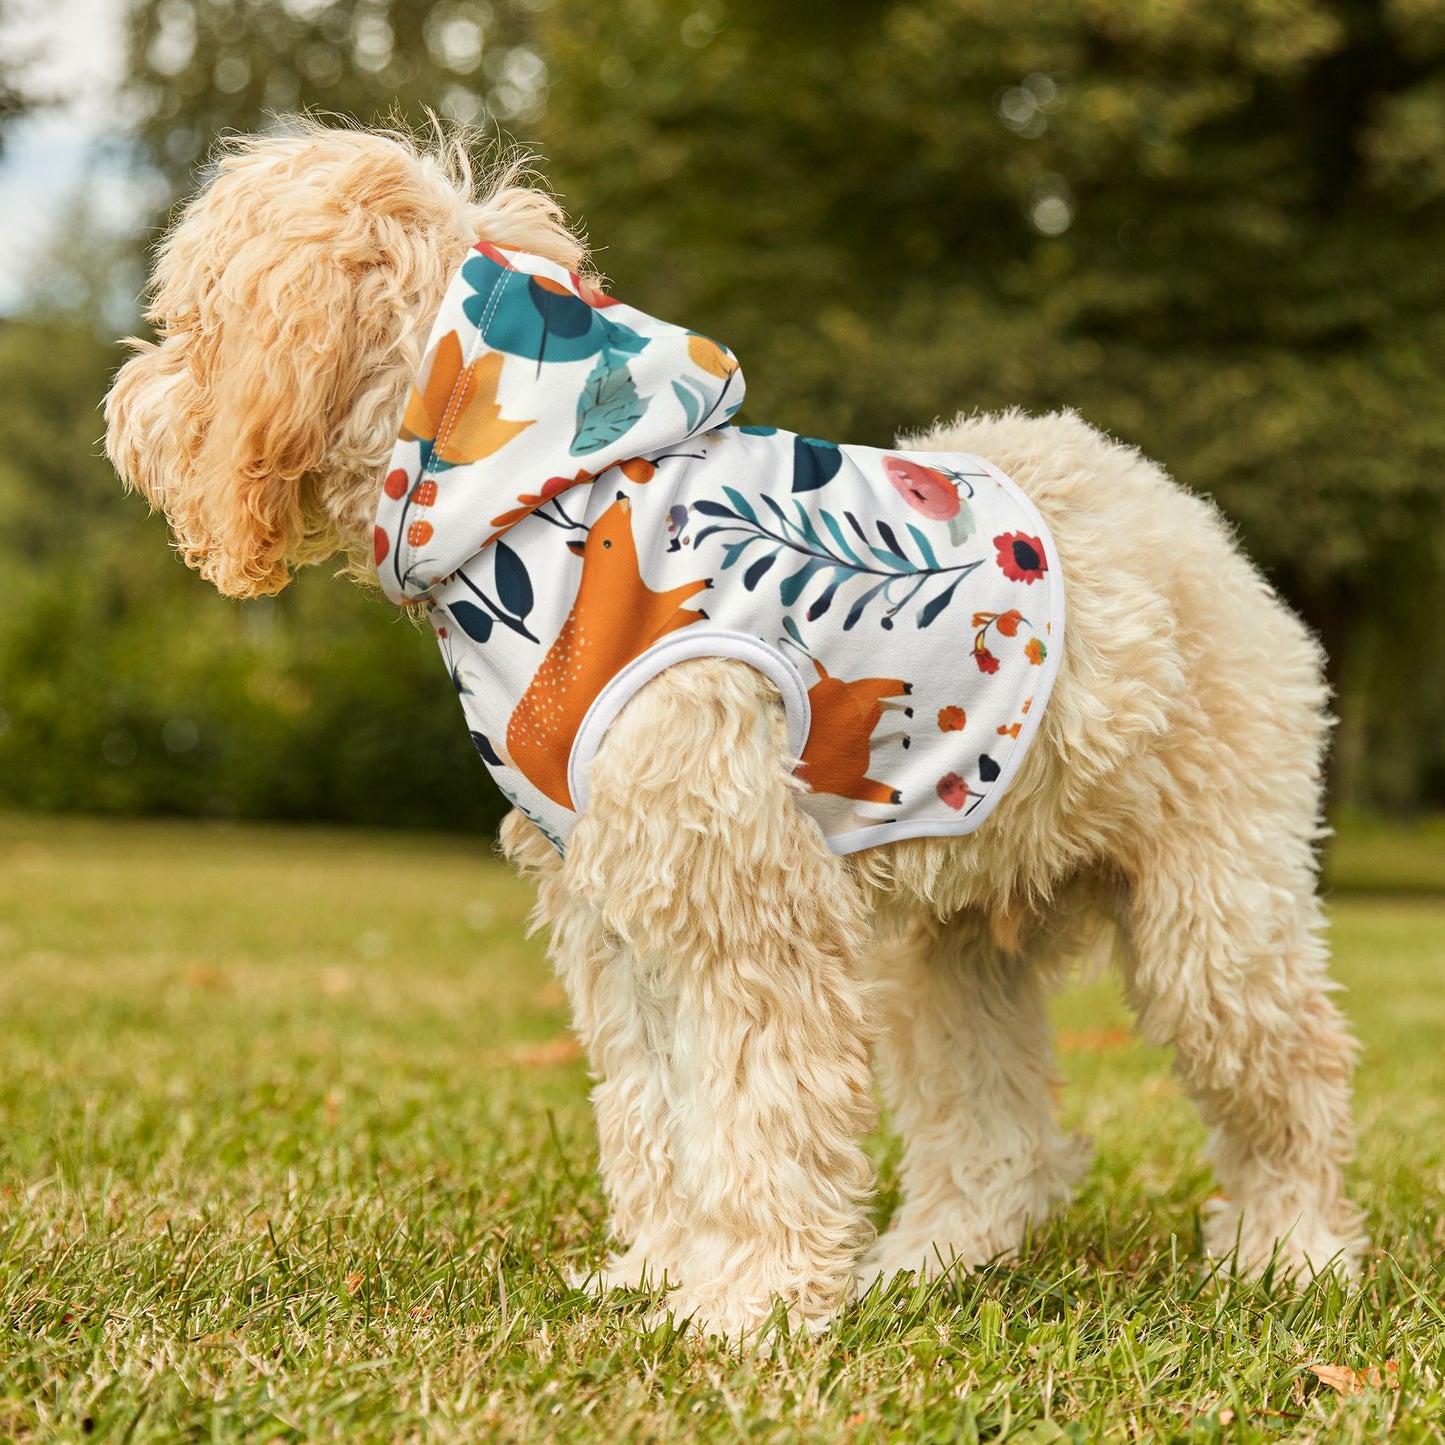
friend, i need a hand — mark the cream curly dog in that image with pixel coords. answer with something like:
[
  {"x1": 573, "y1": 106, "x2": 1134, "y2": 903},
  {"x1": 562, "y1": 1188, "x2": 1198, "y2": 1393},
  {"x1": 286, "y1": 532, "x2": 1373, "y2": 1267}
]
[{"x1": 105, "y1": 124, "x2": 1364, "y2": 1341}]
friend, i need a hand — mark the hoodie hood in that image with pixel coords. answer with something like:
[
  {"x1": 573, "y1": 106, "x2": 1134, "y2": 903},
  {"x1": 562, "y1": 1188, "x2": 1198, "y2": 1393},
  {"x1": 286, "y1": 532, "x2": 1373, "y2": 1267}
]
[{"x1": 374, "y1": 243, "x2": 744, "y2": 604}]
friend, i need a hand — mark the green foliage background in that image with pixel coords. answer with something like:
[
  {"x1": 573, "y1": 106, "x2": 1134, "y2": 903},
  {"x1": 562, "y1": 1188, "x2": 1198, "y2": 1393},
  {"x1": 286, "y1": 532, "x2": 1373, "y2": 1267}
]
[{"x1": 2, "y1": 0, "x2": 1443, "y2": 829}]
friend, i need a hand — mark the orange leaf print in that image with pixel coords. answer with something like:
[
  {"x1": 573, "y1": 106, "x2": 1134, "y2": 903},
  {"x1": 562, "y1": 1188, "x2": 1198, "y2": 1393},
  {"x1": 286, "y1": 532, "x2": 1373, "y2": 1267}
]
[
  {"x1": 401, "y1": 329, "x2": 464, "y2": 443},
  {"x1": 687, "y1": 334, "x2": 737, "y2": 379},
  {"x1": 997, "y1": 721, "x2": 1021, "y2": 739},
  {"x1": 618, "y1": 458, "x2": 657, "y2": 483},
  {"x1": 437, "y1": 350, "x2": 534, "y2": 465}
]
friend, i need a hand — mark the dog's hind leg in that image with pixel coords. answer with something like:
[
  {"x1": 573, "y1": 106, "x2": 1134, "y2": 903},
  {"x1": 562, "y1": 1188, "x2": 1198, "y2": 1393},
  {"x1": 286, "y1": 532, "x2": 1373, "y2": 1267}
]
[
  {"x1": 564, "y1": 658, "x2": 878, "y2": 1342},
  {"x1": 1119, "y1": 835, "x2": 1365, "y2": 1280},
  {"x1": 859, "y1": 909, "x2": 1089, "y2": 1288}
]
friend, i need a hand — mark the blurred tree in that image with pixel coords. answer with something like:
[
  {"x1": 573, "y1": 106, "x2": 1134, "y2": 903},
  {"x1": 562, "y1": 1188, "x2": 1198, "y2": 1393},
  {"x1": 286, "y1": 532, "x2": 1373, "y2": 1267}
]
[
  {"x1": 0, "y1": 0, "x2": 37, "y2": 152},
  {"x1": 535, "y1": 0, "x2": 1445, "y2": 808},
  {"x1": 0, "y1": 317, "x2": 502, "y2": 831},
  {"x1": 17, "y1": 0, "x2": 1437, "y2": 825},
  {"x1": 124, "y1": 0, "x2": 549, "y2": 193}
]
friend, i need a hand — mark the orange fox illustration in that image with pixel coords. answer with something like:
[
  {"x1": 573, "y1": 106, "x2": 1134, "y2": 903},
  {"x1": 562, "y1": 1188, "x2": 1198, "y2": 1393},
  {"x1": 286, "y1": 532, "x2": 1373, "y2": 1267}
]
[
  {"x1": 506, "y1": 495, "x2": 711, "y2": 808},
  {"x1": 797, "y1": 659, "x2": 911, "y2": 805}
]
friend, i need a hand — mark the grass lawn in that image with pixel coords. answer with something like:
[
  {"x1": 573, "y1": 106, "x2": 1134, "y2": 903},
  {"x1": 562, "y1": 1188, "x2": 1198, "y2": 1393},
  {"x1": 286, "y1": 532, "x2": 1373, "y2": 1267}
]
[{"x1": 2, "y1": 812, "x2": 1443, "y2": 1443}]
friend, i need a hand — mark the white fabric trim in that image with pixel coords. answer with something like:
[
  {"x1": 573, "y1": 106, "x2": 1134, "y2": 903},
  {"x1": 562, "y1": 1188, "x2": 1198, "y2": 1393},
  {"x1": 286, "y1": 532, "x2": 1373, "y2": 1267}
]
[{"x1": 567, "y1": 630, "x2": 813, "y2": 817}]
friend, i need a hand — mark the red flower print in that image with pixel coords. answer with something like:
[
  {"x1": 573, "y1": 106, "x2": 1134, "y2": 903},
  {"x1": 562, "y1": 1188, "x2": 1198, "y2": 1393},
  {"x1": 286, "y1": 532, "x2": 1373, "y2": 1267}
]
[
  {"x1": 1025, "y1": 637, "x2": 1047, "y2": 665},
  {"x1": 472, "y1": 240, "x2": 520, "y2": 270},
  {"x1": 938, "y1": 705, "x2": 967, "y2": 732},
  {"x1": 884, "y1": 457, "x2": 960, "y2": 521},
  {"x1": 383, "y1": 468, "x2": 409, "y2": 500},
  {"x1": 574, "y1": 274, "x2": 621, "y2": 309},
  {"x1": 975, "y1": 646, "x2": 1000, "y2": 674},
  {"x1": 373, "y1": 527, "x2": 389, "y2": 565},
  {"x1": 995, "y1": 609, "x2": 1023, "y2": 637},
  {"x1": 490, "y1": 469, "x2": 597, "y2": 533},
  {"x1": 407, "y1": 520, "x2": 434, "y2": 547},
  {"x1": 936, "y1": 773, "x2": 970, "y2": 810},
  {"x1": 994, "y1": 532, "x2": 1047, "y2": 583}
]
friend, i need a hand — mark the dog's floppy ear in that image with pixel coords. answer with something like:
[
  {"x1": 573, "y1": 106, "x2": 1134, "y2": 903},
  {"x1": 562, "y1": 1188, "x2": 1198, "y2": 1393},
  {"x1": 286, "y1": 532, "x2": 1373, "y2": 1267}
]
[
  {"x1": 106, "y1": 125, "x2": 591, "y2": 599},
  {"x1": 106, "y1": 185, "x2": 349, "y2": 597},
  {"x1": 176, "y1": 239, "x2": 347, "y2": 597}
]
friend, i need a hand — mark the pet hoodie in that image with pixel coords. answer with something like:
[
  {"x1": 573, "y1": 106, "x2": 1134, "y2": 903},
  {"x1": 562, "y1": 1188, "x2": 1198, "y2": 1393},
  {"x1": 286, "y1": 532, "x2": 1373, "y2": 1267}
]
[{"x1": 374, "y1": 242, "x2": 1064, "y2": 855}]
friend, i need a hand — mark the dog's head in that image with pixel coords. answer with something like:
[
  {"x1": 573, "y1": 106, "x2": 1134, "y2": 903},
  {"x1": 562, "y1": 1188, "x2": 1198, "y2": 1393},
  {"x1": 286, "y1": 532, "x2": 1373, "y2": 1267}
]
[{"x1": 105, "y1": 122, "x2": 585, "y2": 598}]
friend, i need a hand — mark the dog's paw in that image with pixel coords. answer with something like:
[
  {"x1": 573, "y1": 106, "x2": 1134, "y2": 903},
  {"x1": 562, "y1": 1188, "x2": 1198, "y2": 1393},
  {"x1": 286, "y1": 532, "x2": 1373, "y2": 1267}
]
[
  {"x1": 1202, "y1": 1196, "x2": 1367, "y2": 1283},
  {"x1": 645, "y1": 1287, "x2": 836, "y2": 1351},
  {"x1": 856, "y1": 1232, "x2": 995, "y2": 1296},
  {"x1": 570, "y1": 1245, "x2": 675, "y2": 1296}
]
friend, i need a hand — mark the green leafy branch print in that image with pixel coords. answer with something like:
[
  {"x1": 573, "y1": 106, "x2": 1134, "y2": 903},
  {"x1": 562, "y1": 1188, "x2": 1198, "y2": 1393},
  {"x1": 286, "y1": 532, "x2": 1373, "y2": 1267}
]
[{"x1": 690, "y1": 490, "x2": 984, "y2": 630}]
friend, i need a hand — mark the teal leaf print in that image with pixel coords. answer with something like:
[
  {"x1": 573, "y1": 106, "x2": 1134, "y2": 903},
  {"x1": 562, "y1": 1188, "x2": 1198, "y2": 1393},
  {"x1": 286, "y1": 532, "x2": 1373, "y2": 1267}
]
[
  {"x1": 449, "y1": 600, "x2": 494, "y2": 643},
  {"x1": 917, "y1": 577, "x2": 962, "y2": 628},
  {"x1": 493, "y1": 540, "x2": 534, "y2": 620},
  {"x1": 471, "y1": 731, "x2": 503, "y2": 766},
  {"x1": 791, "y1": 436, "x2": 844, "y2": 493},
  {"x1": 821, "y1": 510, "x2": 863, "y2": 564},
  {"x1": 842, "y1": 579, "x2": 891, "y2": 631},
  {"x1": 571, "y1": 349, "x2": 645, "y2": 455},
  {"x1": 743, "y1": 552, "x2": 776, "y2": 590},
  {"x1": 779, "y1": 557, "x2": 829, "y2": 607},
  {"x1": 806, "y1": 572, "x2": 847, "y2": 622},
  {"x1": 906, "y1": 523, "x2": 941, "y2": 570},
  {"x1": 721, "y1": 486, "x2": 758, "y2": 523},
  {"x1": 672, "y1": 377, "x2": 706, "y2": 433},
  {"x1": 460, "y1": 252, "x2": 647, "y2": 364}
]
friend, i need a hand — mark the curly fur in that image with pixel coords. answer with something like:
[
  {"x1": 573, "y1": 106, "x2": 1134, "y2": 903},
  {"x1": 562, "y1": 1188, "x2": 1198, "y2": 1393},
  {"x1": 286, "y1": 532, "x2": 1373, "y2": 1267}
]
[{"x1": 105, "y1": 123, "x2": 1365, "y2": 1344}]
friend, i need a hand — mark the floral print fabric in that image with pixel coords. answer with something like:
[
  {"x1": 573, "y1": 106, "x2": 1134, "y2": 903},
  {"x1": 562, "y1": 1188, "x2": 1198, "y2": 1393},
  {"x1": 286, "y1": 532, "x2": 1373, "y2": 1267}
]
[{"x1": 375, "y1": 244, "x2": 1065, "y2": 855}]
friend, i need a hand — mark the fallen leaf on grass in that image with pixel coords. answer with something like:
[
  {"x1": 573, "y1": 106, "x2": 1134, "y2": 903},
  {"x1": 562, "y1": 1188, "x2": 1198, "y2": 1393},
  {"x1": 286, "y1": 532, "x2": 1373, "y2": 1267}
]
[
  {"x1": 181, "y1": 962, "x2": 229, "y2": 992},
  {"x1": 534, "y1": 980, "x2": 567, "y2": 1009},
  {"x1": 498, "y1": 1037, "x2": 584, "y2": 1068},
  {"x1": 1310, "y1": 1362, "x2": 1399, "y2": 1395},
  {"x1": 344, "y1": 1273, "x2": 365, "y2": 1296},
  {"x1": 1056, "y1": 1027, "x2": 1133, "y2": 1052}
]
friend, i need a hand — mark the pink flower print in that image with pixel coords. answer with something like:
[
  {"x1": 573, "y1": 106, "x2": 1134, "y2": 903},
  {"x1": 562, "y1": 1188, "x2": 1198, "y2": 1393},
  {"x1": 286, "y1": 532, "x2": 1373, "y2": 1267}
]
[
  {"x1": 883, "y1": 457, "x2": 976, "y2": 545},
  {"x1": 884, "y1": 457, "x2": 959, "y2": 520},
  {"x1": 936, "y1": 773, "x2": 970, "y2": 810}
]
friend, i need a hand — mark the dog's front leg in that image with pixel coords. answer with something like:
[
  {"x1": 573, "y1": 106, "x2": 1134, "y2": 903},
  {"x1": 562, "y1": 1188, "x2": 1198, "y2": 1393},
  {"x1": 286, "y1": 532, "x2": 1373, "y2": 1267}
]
[
  {"x1": 565, "y1": 659, "x2": 878, "y2": 1343},
  {"x1": 501, "y1": 809, "x2": 685, "y2": 1288}
]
